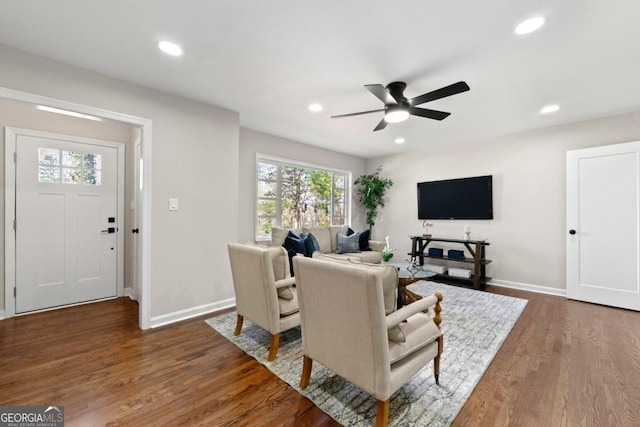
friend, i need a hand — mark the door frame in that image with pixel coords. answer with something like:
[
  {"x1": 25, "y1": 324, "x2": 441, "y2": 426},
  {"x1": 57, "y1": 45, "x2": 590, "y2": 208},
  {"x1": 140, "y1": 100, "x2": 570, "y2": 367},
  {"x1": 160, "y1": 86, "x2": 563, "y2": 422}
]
[
  {"x1": 1, "y1": 87, "x2": 153, "y2": 329},
  {"x1": 6, "y1": 127, "x2": 125, "y2": 312}
]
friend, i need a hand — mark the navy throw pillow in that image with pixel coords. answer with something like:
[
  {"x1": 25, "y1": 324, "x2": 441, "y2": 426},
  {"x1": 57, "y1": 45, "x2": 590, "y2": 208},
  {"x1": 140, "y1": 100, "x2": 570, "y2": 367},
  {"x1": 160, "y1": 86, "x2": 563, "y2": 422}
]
[
  {"x1": 283, "y1": 231, "x2": 307, "y2": 276},
  {"x1": 347, "y1": 227, "x2": 372, "y2": 251}
]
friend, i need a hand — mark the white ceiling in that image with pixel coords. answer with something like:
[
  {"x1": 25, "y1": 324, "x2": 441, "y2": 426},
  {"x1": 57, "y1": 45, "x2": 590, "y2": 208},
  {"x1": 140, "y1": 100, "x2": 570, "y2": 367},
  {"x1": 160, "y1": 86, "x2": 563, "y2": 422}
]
[{"x1": 1, "y1": 0, "x2": 639, "y2": 158}]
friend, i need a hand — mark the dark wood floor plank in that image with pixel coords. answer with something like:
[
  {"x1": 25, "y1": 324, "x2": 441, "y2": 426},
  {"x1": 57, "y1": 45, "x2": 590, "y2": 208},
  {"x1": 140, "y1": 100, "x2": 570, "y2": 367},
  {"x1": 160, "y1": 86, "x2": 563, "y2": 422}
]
[{"x1": 2, "y1": 287, "x2": 639, "y2": 426}]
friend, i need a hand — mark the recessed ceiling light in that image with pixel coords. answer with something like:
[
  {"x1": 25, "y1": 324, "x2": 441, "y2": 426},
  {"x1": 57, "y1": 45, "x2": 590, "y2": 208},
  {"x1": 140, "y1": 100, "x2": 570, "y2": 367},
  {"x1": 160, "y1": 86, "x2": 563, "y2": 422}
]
[
  {"x1": 158, "y1": 41, "x2": 183, "y2": 56},
  {"x1": 540, "y1": 104, "x2": 560, "y2": 114},
  {"x1": 308, "y1": 103, "x2": 323, "y2": 112},
  {"x1": 395, "y1": 138, "x2": 405, "y2": 144},
  {"x1": 515, "y1": 17, "x2": 545, "y2": 35}
]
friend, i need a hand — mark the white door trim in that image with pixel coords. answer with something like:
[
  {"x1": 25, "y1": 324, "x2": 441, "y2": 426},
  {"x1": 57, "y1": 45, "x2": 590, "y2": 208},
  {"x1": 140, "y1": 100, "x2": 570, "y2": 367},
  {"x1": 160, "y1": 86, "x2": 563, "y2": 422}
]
[{"x1": 0, "y1": 86, "x2": 153, "y2": 329}]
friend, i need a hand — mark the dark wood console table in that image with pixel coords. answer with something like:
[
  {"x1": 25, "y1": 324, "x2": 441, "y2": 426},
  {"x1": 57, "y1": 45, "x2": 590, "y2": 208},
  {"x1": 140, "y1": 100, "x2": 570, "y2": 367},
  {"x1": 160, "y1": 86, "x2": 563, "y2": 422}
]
[{"x1": 409, "y1": 236, "x2": 491, "y2": 289}]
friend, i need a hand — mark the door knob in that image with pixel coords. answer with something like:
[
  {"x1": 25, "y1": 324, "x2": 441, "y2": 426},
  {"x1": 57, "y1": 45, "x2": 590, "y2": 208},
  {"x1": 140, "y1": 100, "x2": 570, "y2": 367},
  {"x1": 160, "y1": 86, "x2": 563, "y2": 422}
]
[
  {"x1": 569, "y1": 229, "x2": 576, "y2": 235},
  {"x1": 101, "y1": 227, "x2": 116, "y2": 234},
  {"x1": 132, "y1": 228, "x2": 139, "y2": 234}
]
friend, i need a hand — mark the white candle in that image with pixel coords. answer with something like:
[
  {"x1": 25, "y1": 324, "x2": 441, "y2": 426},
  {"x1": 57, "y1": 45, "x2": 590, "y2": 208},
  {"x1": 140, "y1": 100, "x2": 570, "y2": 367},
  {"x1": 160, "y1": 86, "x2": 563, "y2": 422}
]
[{"x1": 464, "y1": 226, "x2": 470, "y2": 233}]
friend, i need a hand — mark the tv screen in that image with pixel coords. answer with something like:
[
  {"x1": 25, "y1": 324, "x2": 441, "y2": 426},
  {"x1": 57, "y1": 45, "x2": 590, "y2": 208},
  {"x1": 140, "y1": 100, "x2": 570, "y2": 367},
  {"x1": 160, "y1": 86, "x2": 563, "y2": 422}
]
[{"x1": 417, "y1": 175, "x2": 493, "y2": 220}]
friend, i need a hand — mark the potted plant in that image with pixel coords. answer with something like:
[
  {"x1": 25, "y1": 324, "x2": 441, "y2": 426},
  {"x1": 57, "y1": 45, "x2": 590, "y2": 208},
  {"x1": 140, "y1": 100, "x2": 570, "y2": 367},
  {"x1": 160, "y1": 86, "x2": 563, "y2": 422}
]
[
  {"x1": 354, "y1": 166, "x2": 393, "y2": 231},
  {"x1": 381, "y1": 236, "x2": 394, "y2": 262}
]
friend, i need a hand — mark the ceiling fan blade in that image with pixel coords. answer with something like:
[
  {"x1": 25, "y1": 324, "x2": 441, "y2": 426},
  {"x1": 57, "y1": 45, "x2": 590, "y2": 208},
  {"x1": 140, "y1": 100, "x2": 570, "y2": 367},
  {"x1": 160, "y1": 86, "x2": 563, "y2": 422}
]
[
  {"x1": 331, "y1": 109, "x2": 385, "y2": 119},
  {"x1": 365, "y1": 84, "x2": 394, "y2": 104},
  {"x1": 409, "y1": 107, "x2": 451, "y2": 121},
  {"x1": 373, "y1": 117, "x2": 388, "y2": 131},
  {"x1": 410, "y1": 81, "x2": 470, "y2": 106}
]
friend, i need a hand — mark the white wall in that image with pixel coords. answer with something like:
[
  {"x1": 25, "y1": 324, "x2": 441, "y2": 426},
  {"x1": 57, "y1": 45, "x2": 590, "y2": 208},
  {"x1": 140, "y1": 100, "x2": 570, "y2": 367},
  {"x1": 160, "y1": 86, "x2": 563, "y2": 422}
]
[
  {"x1": 239, "y1": 128, "x2": 368, "y2": 243},
  {"x1": 0, "y1": 44, "x2": 240, "y2": 320},
  {"x1": 369, "y1": 111, "x2": 640, "y2": 292}
]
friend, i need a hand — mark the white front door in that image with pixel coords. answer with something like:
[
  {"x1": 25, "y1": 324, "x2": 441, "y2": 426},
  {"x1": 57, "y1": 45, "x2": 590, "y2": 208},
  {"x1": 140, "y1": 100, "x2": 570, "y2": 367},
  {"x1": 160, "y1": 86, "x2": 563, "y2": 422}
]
[
  {"x1": 566, "y1": 141, "x2": 640, "y2": 311},
  {"x1": 15, "y1": 133, "x2": 119, "y2": 313}
]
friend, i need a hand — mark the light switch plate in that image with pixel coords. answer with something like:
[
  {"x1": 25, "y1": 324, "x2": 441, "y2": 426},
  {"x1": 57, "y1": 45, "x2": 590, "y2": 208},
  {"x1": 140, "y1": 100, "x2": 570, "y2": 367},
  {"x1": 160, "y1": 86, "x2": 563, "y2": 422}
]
[{"x1": 169, "y1": 198, "x2": 178, "y2": 211}]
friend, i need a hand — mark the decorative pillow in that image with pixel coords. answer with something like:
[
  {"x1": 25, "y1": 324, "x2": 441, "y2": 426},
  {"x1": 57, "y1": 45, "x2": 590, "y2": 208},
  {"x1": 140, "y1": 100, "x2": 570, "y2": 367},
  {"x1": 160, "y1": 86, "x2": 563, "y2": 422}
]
[
  {"x1": 347, "y1": 227, "x2": 372, "y2": 251},
  {"x1": 329, "y1": 225, "x2": 349, "y2": 252},
  {"x1": 336, "y1": 232, "x2": 361, "y2": 254},
  {"x1": 282, "y1": 231, "x2": 307, "y2": 276},
  {"x1": 300, "y1": 232, "x2": 321, "y2": 256}
]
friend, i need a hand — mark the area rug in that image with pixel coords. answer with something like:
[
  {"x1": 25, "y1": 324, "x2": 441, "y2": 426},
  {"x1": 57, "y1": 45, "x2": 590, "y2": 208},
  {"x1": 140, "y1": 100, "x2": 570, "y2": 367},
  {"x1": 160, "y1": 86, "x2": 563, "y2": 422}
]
[{"x1": 205, "y1": 281, "x2": 527, "y2": 426}]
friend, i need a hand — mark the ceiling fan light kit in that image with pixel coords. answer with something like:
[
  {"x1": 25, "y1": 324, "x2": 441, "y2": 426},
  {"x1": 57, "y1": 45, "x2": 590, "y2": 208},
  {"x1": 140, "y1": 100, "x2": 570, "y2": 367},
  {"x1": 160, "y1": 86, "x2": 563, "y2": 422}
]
[
  {"x1": 332, "y1": 80, "x2": 470, "y2": 131},
  {"x1": 384, "y1": 107, "x2": 410, "y2": 123}
]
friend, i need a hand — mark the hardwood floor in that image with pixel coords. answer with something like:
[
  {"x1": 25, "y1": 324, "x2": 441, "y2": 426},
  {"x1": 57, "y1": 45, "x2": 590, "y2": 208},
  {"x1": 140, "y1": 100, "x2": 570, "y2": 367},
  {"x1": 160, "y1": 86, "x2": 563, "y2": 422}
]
[{"x1": 1, "y1": 287, "x2": 639, "y2": 426}]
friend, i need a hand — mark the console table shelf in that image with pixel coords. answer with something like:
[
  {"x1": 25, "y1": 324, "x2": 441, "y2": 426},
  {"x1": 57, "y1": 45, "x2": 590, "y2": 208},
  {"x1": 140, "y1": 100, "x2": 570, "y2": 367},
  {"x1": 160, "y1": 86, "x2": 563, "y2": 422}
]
[{"x1": 408, "y1": 236, "x2": 491, "y2": 290}]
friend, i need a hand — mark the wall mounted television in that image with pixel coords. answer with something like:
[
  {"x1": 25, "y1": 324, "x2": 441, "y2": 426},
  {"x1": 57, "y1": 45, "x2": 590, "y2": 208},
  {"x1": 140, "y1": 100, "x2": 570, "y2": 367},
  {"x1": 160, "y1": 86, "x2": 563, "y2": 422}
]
[{"x1": 417, "y1": 175, "x2": 493, "y2": 220}]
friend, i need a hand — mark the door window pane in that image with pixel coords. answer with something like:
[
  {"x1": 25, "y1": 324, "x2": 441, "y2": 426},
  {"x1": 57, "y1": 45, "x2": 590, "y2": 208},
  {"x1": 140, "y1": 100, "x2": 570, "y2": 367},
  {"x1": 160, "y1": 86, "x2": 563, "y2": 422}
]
[
  {"x1": 38, "y1": 166, "x2": 60, "y2": 183},
  {"x1": 38, "y1": 148, "x2": 59, "y2": 165},
  {"x1": 62, "y1": 151, "x2": 83, "y2": 167},
  {"x1": 62, "y1": 168, "x2": 82, "y2": 184},
  {"x1": 83, "y1": 169, "x2": 102, "y2": 185}
]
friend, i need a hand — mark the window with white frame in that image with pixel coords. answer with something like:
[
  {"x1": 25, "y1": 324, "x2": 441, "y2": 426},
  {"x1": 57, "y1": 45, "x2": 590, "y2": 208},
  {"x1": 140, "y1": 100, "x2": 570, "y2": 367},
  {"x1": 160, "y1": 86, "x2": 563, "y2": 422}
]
[{"x1": 256, "y1": 157, "x2": 349, "y2": 239}]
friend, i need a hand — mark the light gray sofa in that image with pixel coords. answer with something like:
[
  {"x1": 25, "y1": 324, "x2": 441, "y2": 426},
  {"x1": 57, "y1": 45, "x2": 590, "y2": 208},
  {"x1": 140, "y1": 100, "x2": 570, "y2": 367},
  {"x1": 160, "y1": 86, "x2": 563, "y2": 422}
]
[{"x1": 268, "y1": 225, "x2": 384, "y2": 264}]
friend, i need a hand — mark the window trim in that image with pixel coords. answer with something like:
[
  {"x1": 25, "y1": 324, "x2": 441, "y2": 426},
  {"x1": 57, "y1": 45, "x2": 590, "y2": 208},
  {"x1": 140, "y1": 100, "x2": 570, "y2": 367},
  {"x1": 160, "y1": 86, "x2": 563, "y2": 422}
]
[{"x1": 255, "y1": 153, "x2": 352, "y2": 241}]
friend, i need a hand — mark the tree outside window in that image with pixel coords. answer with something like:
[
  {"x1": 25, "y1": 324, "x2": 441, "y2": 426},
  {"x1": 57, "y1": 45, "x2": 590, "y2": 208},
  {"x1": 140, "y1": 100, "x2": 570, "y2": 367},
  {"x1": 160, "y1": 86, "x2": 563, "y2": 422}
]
[{"x1": 256, "y1": 160, "x2": 349, "y2": 239}]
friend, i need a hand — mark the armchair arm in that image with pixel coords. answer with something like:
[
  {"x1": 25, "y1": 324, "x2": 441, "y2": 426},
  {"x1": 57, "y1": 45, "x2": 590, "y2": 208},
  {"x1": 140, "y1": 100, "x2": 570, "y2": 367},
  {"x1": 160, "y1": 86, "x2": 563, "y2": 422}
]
[
  {"x1": 274, "y1": 277, "x2": 296, "y2": 289},
  {"x1": 386, "y1": 293, "x2": 442, "y2": 330}
]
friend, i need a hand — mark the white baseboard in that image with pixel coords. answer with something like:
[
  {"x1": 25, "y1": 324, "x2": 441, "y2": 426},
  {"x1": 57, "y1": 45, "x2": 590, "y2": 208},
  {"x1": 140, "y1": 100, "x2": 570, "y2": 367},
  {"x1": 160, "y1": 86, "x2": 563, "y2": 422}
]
[
  {"x1": 124, "y1": 286, "x2": 137, "y2": 301},
  {"x1": 0, "y1": 310, "x2": 5, "y2": 320},
  {"x1": 490, "y1": 278, "x2": 566, "y2": 297},
  {"x1": 150, "y1": 297, "x2": 236, "y2": 328}
]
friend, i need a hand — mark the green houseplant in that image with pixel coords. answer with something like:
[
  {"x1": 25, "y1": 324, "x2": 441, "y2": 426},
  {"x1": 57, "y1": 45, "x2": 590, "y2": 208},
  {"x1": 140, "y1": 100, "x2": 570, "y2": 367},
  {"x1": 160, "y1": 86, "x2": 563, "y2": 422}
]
[{"x1": 354, "y1": 166, "x2": 393, "y2": 231}]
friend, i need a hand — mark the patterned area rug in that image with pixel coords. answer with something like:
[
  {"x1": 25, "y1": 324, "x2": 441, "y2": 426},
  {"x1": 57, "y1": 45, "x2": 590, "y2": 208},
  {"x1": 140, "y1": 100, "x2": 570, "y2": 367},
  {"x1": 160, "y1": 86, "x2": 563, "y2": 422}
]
[{"x1": 205, "y1": 281, "x2": 527, "y2": 426}]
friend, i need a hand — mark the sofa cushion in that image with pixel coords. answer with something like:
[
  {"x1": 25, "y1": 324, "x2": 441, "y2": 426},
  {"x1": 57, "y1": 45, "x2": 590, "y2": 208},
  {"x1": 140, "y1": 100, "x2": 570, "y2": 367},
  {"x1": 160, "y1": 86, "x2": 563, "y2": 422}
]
[
  {"x1": 303, "y1": 227, "x2": 332, "y2": 253},
  {"x1": 388, "y1": 313, "x2": 441, "y2": 364},
  {"x1": 336, "y1": 232, "x2": 361, "y2": 254},
  {"x1": 278, "y1": 287, "x2": 299, "y2": 316},
  {"x1": 355, "y1": 250, "x2": 382, "y2": 264},
  {"x1": 272, "y1": 227, "x2": 302, "y2": 246}
]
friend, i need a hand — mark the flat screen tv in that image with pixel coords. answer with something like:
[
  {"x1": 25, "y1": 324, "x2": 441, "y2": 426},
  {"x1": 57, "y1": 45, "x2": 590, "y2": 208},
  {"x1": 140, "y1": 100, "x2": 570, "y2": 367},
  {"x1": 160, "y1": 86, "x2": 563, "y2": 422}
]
[{"x1": 417, "y1": 175, "x2": 493, "y2": 220}]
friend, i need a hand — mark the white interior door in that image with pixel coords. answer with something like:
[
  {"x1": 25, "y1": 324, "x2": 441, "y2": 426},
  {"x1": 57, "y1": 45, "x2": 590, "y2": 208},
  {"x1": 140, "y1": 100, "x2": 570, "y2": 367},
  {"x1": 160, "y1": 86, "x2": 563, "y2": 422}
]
[
  {"x1": 15, "y1": 133, "x2": 119, "y2": 313},
  {"x1": 566, "y1": 141, "x2": 640, "y2": 311}
]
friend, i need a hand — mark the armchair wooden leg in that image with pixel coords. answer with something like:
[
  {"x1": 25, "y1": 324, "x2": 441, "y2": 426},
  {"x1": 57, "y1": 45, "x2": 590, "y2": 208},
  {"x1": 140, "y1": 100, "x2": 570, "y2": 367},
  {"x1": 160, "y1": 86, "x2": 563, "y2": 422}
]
[
  {"x1": 434, "y1": 334, "x2": 444, "y2": 385},
  {"x1": 376, "y1": 399, "x2": 389, "y2": 427},
  {"x1": 300, "y1": 355, "x2": 313, "y2": 388},
  {"x1": 267, "y1": 333, "x2": 280, "y2": 361},
  {"x1": 233, "y1": 314, "x2": 244, "y2": 336}
]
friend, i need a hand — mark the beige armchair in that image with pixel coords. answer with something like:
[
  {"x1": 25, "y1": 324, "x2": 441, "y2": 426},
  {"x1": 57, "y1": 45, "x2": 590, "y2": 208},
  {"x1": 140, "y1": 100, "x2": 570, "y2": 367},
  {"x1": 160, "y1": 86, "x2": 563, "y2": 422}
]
[
  {"x1": 293, "y1": 256, "x2": 443, "y2": 427},
  {"x1": 227, "y1": 243, "x2": 300, "y2": 361}
]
